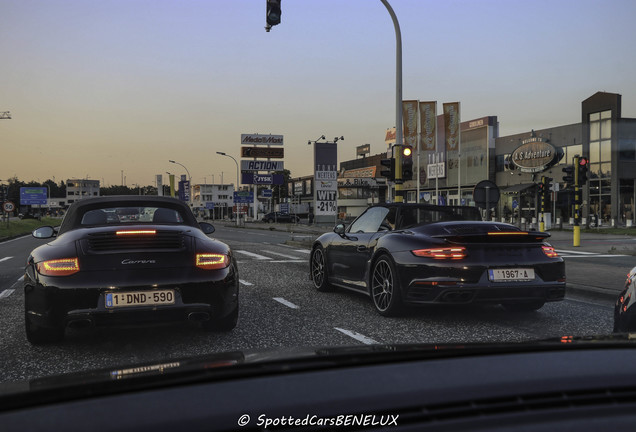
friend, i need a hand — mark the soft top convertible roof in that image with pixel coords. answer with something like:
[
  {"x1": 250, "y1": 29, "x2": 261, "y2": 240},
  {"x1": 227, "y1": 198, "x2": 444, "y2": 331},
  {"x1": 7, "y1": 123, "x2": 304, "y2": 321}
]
[{"x1": 57, "y1": 196, "x2": 198, "y2": 235}]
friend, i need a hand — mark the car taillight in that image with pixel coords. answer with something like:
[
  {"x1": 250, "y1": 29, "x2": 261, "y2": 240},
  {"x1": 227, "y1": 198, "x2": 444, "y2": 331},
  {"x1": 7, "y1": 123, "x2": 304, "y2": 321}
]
[
  {"x1": 412, "y1": 247, "x2": 466, "y2": 259},
  {"x1": 36, "y1": 258, "x2": 80, "y2": 276},
  {"x1": 542, "y1": 245, "x2": 559, "y2": 258},
  {"x1": 116, "y1": 230, "x2": 156, "y2": 235},
  {"x1": 195, "y1": 253, "x2": 229, "y2": 269}
]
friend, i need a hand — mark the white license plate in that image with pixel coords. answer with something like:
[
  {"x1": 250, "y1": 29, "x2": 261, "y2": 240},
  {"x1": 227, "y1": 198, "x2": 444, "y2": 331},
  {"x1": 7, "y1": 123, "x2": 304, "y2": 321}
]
[
  {"x1": 488, "y1": 268, "x2": 535, "y2": 282},
  {"x1": 105, "y1": 290, "x2": 175, "y2": 308}
]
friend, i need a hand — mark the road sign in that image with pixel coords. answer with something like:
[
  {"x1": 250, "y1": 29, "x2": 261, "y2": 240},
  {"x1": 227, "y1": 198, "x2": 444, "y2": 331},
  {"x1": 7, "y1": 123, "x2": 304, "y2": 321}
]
[
  {"x1": 262, "y1": 189, "x2": 273, "y2": 198},
  {"x1": 233, "y1": 191, "x2": 254, "y2": 204},
  {"x1": 3, "y1": 201, "x2": 15, "y2": 212},
  {"x1": 20, "y1": 187, "x2": 47, "y2": 205},
  {"x1": 473, "y1": 180, "x2": 500, "y2": 210}
]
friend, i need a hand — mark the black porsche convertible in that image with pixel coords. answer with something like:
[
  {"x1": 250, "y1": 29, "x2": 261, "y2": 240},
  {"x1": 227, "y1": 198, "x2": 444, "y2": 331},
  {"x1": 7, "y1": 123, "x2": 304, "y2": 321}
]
[
  {"x1": 310, "y1": 204, "x2": 565, "y2": 316},
  {"x1": 25, "y1": 196, "x2": 239, "y2": 344}
]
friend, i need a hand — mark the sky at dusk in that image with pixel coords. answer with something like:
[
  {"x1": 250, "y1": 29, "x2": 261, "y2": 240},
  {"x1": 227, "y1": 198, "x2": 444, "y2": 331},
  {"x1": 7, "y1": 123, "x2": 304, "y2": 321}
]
[{"x1": 2, "y1": 0, "x2": 636, "y2": 187}]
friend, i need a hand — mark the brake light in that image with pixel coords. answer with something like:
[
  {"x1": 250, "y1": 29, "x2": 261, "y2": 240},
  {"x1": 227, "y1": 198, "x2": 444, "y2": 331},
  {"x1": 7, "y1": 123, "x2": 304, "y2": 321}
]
[
  {"x1": 542, "y1": 245, "x2": 559, "y2": 258},
  {"x1": 412, "y1": 247, "x2": 466, "y2": 259},
  {"x1": 488, "y1": 232, "x2": 528, "y2": 236},
  {"x1": 116, "y1": 230, "x2": 156, "y2": 235},
  {"x1": 37, "y1": 258, "x2": 80, "y2": 276},
  {"x1": 195, "y1": 253, "x2": 229, "y2": 269}
]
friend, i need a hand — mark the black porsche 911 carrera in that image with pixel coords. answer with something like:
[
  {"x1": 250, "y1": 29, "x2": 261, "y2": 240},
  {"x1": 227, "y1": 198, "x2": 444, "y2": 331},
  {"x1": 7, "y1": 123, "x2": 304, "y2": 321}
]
[
  {"x1": 24, "y1": 196, "x2": 239, "y2": 344},
  {"x1": 310, "y1": 204, "x2": 565, "y2": 316}
]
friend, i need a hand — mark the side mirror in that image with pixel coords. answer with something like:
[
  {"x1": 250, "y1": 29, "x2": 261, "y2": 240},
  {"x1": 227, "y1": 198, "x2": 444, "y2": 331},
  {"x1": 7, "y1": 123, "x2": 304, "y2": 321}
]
[
  {"x1": 32, "y1": 226, "x2": 56, "y2": 239},
  {"x1": 199, "y1": 222, "x2": 215, "y2": 235},
  {"x1": 333, "y1": 223, "x2": 346, "y2": 236}
]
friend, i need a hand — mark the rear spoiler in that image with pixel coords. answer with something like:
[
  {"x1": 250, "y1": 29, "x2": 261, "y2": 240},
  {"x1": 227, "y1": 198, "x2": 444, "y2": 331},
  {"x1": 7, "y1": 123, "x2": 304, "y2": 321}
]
[{"x1": 433, "y1": 231, "x2": 550, "y2": 244}]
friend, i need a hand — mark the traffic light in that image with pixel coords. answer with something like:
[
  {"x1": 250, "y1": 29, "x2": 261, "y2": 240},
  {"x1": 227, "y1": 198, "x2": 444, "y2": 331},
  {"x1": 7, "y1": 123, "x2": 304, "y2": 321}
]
[
  {"x1": 266, "y1": 0, "x2": 282, "y2": 27},
  {"x1": 562, "y1": 165, "x2": 574, "y2": 186},
  {"x1": 578, "y1": 156, "x2": 589, "y2": 186},
  {"x1": 380, "y1": 157, "x2": 395, "y2": 181},
  {"x1": 401, "y1": 145, "x2": 413, "y2": 181}
]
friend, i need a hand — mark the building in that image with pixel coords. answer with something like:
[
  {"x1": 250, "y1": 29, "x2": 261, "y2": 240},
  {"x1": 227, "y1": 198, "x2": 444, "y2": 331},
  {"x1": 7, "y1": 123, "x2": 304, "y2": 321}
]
[
  {"x1": 192, "y1": 183, "x2": 235, "y2": 219},
  {"x1": 66, "y1": 179, "x2": 100, "y2": 205}
]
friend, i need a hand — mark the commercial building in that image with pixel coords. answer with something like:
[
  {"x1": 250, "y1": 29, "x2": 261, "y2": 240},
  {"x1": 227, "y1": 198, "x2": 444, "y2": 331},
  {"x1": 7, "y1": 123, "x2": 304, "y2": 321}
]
[
  {"x1": 66, "y1": 179, "x2": 100, "y2": 205},
  {"x1": 192, "y1": 183, "x2": 235, "y2": 219}
]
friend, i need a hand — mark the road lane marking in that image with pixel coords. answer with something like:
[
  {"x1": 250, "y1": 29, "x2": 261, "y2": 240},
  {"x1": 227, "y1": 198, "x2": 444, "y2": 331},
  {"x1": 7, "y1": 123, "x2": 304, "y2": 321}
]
[
  {"x1": 264, "y1": 250, "x2": 303, "y2": 260},
  {"x1": 0, "y1": 235, "x2": 30, "y2": 244},
  {"x1": 273, "y1": 297, "x2": 299, "y2": 309},
  {"x1": 555, "y1": 249, "x2": 597, "y2": 255},
  {"x1": 294, "y1": 249, "x2": 311, "y2": 254},
  {"x1": 235, "y1": 250, "x2": 271, "y2": 260},
  {"x1": 0, "y1": 256, "x2": 13, "y2": 263},
  {"x1": 268, "y1": 260, "x2": 306, "y2": 263},
  {"x1": 0, "y1": 289, "x2": 15, "y2": 299},
  {"x1": 334, "y1": 327, "x2": 379, "y2": 345},
  {"x1": 239, "y1": 279, "x2": 253, "y2": 286},
  {"x1": 561, "y1": 254, "x2": 627, "y2": 258}
]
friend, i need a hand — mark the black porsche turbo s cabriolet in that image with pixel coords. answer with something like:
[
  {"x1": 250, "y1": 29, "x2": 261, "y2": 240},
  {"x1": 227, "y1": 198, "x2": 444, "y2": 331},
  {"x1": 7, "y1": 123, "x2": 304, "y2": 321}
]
[
  {"x1": 310, "y1": 204, "x2": 565, "y2": 316},
  {"x1": 24, "y1": 196, "x2": 239, "y2": 344}
]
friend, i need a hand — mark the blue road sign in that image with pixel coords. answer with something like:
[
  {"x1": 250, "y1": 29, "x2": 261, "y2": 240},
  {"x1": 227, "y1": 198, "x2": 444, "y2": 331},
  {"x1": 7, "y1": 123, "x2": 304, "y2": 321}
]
[{"x1": 20, "y1": 187, "x2": 47, "y2": 205}]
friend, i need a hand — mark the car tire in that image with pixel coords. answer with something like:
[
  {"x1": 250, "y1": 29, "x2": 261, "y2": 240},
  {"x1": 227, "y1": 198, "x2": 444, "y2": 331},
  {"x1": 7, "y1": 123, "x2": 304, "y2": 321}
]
[
  {"x1": 501, "y1": 300, "x2": 545, "y2": 312},
  {"x1": 310, "y1": 246, "x2": 333, "y2": 292},
  {"x1": 25, "y1": 312, "x2": 64, "y2": 344},
  {"x1": 202, "y1": 305, "x2": 238, "y2": 331},
  {"x1": 370, "y1": 255, "x2": 403, "y2": 317}
]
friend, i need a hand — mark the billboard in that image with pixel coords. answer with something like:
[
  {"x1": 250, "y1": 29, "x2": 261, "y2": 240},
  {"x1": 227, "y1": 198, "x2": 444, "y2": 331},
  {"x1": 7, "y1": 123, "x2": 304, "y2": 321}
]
[
  {"x1": 240, "y1": 160, "x2": 284, "y2": 171},
  {"x1": 240, "y1": 134, "x2": 284, "y2": 146},
  {"x1": 314, "y1": 142, "x2": 338, "y2": 217}
]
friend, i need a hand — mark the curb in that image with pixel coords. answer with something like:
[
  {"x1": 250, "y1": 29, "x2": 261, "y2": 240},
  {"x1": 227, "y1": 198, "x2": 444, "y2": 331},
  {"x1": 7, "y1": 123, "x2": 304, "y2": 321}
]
[{"x1": 566, "y1": 283, "x2": 620, "y2": 302}]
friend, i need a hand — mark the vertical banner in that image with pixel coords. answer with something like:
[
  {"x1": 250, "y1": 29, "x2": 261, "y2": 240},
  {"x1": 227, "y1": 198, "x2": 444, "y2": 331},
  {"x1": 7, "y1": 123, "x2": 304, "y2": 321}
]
[
  {"x1": 169, "y1": 174, "x2": 175, "y2": 198},
  {"x1": 156, "y1": 174, "x2": 163, "y2": 196},
  {"x1": 443, "y1": 102, "x2": 460, "y2": 151},
  {"x1": 419, "y1": 101, "x2": 437, "y2": 151},
  {"x1": 314, "y1": 142, "x2": 338, "y2": 219},
  {"x1": 402, "y1": 100, "x2": 419, "y2": 149},
  {"x1": 384, "y1": 127, "x2": 396, "y2": 147}
]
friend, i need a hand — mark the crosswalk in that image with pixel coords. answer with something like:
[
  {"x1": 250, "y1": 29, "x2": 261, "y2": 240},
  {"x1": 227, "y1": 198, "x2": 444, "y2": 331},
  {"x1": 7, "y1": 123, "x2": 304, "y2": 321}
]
[
  {"x1": 556, "y1": 249, "x2": 627, "y2": 258},
  {"x1": 235, "y1": 248, "x2": 310, "y2": 263}
]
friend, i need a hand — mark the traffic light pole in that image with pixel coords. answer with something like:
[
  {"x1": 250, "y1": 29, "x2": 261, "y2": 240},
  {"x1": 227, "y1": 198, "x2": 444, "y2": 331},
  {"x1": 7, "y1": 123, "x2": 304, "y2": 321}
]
[
  {"x1": 381, "y1": 0, "x2": 404, "y2": 203},
  {"x1": 573, "y1": 156, "x2": 581, "y2": 247}
]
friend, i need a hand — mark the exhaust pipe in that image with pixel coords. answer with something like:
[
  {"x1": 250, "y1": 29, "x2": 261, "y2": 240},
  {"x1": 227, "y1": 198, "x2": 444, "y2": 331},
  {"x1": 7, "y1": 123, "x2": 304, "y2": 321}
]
[
  {"x1": 67, "y1": 318, "x2": 93, "y2": 329},
  {"x1": 188, "y1": 312, "x2": 210, "y2": 322}
]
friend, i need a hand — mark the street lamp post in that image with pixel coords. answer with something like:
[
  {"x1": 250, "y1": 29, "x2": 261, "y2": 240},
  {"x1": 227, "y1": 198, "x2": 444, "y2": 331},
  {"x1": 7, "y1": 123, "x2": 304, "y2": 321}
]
[
  {"x1": 216, "y1": 152, "x2": 240, "y2": 226},
  {"x1": 169, "y1": 160, "x2": 192, "y2": 205}
]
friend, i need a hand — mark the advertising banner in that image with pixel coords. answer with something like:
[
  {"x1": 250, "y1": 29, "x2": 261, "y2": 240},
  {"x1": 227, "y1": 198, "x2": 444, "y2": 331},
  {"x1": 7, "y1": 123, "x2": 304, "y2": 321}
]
[
  {"x1": 419, "y1": 101, "x2": 437, "y2": 151},
  {"x1": 241, "y1": 173, "x2": 284, "y2": 185},
  {"x1": 385, "y1": 127, "x2": 396, "y2": 146},
  {"x1": 241, "y1": 147, "x2": 284, "y2": 158},
  {"x1": 240, "y1": 134, "x2": 284, "y2": 146},
  {"x1": 443, "y1": 102, "x2": 460, "y2": 151},
  {"x1": 156, "y1": 174, "x2": 163, "y2": 196},
  {"x1": 314, "y1": 142, "x2": 338, "y2": 217},
  {"x1": 240, "y1": 160, "x2": 284, "y2": 171},
  {"x1": 402, "y1": 100, "x2": 419, "y2": 148},
  {"x1": 178, "y1": 180, "x2": 190, "y2": 202}
]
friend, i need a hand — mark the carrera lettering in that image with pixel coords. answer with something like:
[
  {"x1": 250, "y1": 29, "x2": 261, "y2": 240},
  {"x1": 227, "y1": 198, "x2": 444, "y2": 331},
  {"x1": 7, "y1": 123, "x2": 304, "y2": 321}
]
[{"x1": 121, "y1": 259, "x2": 156, "y2": 265}]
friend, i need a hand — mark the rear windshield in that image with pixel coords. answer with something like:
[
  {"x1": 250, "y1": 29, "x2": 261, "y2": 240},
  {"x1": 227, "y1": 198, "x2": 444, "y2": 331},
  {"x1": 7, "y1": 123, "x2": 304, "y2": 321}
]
[
  {"x1": 80, "y1": 206, "x2": 185, "y2": 226},
  {"x1": 398, "y1": 206, "x2": 482, "y2": 228}
]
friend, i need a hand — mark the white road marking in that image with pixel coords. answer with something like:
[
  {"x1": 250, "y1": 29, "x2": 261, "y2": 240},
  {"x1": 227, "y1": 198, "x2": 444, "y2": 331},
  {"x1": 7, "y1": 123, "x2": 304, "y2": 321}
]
[
  {"x1": 0, "y1": 289, "x2": 15, "y2": 299},
  {"x1": 0, "y1": 235, "x2": 30, "y2": 244},
  {"x1": 239, "y1": 279, "x2": 253, "y2": 286},
  {"x1": 264, "y1": 250, "x2": 302, "y2": 260},
  {"x1": 235, "y1": 250, "x2": 271, "y2": 260},
  {"x1": 334, "y1": 327, "x2": 379, "y2": 345},
  {"x1": 0, "y1": 256, "x2": 13, "y2": 263},
  {"x1": 273, "y1": 297, "x2": 299, "y2": 309},
  {"x1": 268, "y1": 260, "x2": 306, "y2": 263},
  {"x1": 561, "y1": 254, "x2": 626, "y2": 258},
  {"x1": 294, "y1": 249, "x2": 311, "y2": 254},
  {"x1": 555, "y1": 249, "x2": 597, "y2": 255}
]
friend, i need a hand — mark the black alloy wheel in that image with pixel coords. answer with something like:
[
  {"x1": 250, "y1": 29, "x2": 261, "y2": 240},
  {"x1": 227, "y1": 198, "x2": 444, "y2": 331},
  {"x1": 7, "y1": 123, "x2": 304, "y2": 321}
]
[
  {"x1": 371, "y1": 255, "x2": 403, "y2": 316},
  {"x1": 310, "y1": 246, "x2": 333, "y2": 292}
]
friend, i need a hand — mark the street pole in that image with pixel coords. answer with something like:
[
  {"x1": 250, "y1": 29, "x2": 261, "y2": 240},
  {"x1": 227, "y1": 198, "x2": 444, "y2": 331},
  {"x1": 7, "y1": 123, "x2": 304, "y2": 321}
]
[{"x1": 381, "y1": 0, "x2": 404, "y2": 203}]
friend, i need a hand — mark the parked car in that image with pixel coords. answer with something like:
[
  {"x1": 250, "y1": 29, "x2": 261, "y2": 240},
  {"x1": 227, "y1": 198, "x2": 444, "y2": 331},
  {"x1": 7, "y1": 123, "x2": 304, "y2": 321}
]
[
  {"x1": 613, "y1": 266, "x2": 636, "y2": 332},
  {"x1": 262, "y1": 212, "x2": 300, "y2": 223},
  {"x1": 310, "y1": 203, "x2": 566, "y2": 316},
  {"x1": 24, "y1": 195, "x2": 239, "y2": 344}
]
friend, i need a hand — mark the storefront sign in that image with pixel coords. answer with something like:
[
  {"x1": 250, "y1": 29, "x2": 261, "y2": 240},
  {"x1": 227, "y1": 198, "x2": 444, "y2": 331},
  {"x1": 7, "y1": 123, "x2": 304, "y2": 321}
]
[
  {"x1": 510, "y1": 138, "x2": 558, "y2": 173},
  {"x1": 240, "y1": 134, "x2": 284, "y2": 146},
  {"x1": 241, "y1": 160, "x2": 284, "y2": 171},
  {"x1": 241, "y1": 147, "x2": 284, "y2": 158}
]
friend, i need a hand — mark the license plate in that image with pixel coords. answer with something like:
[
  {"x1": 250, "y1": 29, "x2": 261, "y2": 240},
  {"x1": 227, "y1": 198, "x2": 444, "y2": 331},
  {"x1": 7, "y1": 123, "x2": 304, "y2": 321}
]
[
  {"x1": 488, "y1": 268, "x2": 535, "y2": 282},
  {"x1": 105, "y1": 290, "x2": 175, "y2": 308}
]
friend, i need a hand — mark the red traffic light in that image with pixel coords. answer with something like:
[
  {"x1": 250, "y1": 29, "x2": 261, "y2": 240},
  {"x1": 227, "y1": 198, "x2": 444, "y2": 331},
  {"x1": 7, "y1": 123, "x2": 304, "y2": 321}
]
[{"x1": 578, "y1": 157, "x2": 589, "y2": 166}]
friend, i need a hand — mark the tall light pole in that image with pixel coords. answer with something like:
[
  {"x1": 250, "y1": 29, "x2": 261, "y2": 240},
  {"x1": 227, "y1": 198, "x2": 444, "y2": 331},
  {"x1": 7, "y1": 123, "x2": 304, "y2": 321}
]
[
  {"x1": 381, "y1": 0, "x2": 404, "y2": 203},
  {"x1": 169, "y1": 160, "x2": 192, "y2": 205},
  {"x1": 217, "y1": 152, "x2": 240, "y2": 226}
]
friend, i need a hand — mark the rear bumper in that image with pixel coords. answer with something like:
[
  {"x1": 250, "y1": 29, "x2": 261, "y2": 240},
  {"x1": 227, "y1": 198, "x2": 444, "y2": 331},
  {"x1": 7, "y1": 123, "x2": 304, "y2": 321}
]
[
  {"x1": 25, "y1": 268, "x2": 239, "y2": 329},
  {"x1": 394, "y1": 258, "x2": 566, "y2": 305}
]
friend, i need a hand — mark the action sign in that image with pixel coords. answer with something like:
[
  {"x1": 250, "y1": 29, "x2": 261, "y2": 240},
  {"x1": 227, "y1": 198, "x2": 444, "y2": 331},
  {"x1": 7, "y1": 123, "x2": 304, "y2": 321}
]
[{"x1": 241, "y1": 160, "x2": 284, "y2": 171}]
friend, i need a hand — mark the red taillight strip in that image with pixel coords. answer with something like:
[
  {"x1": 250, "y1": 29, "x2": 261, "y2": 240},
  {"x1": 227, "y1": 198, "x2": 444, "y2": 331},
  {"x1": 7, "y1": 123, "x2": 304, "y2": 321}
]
[
  {"x1": 37, "y1": 257, "x2": 80, "y2": 276},
  {"x1": 412, "y1": 247, "x2": 466, "y2": 260},
  {"x1": 488, "y1": 232, "x2": 528, "y2": 236},
  {"x1": 116, "y1": 230, "x2": 157, "y2": 235},
  {"x1": 195, "y1": 253, "x2": 229, "y2": 269},
  {"x1": 542, "y1": 245, "x2": 559, "y2": 258}
]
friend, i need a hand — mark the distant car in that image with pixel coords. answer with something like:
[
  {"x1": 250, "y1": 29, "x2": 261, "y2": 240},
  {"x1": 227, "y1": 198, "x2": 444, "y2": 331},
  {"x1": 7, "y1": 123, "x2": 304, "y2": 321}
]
[
  {"x1": 24, "y1": 195, "x2": 239, "y2": 344},
  {"x1": 262, "y1": 212, "x2": 300, "y2": 223},
  {"x1": 310, "y1": 203, "x2": 566, "y2": 316},
  {"x1": 613, "y1": 266, "x2": 636, "y2": 332}
]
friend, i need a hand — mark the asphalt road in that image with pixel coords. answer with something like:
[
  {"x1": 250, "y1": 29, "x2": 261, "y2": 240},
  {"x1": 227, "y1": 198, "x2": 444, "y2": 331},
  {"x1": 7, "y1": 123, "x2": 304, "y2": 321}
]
[{"x1": 0, "y1": 225, "x2": 621, "y2": 383}]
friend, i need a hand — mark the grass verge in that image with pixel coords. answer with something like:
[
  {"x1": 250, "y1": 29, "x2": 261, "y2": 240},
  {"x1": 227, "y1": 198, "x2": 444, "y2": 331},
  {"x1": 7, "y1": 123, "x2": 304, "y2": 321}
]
[{"x1": 0, "y1": 217, "x2": 60, "y2": 240}]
